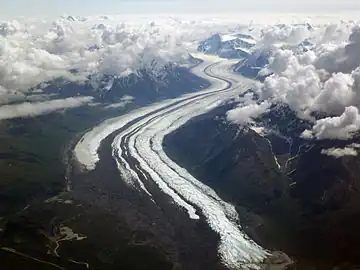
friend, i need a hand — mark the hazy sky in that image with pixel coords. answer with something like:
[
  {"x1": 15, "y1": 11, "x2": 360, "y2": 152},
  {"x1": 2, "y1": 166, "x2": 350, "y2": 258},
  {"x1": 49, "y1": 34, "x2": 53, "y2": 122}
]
[{"x1": 2, "y1": 0, "x2": 360, "y2": 19}]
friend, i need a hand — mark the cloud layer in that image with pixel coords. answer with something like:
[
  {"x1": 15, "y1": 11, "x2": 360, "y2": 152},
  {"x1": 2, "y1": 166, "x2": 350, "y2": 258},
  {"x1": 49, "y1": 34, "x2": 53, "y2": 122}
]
[
  {"x1": 3, "y1": 15, "x2": 360, "y2": 128},
  {"x1": 104, "y1": 95, "x2": 134, "y2": 109},
  {"x1": 0, "y1": 96, "x2": 93, "y2": 120},
  {"x1": 0, "y1": 16, "x2": 239, "y2": 103}
]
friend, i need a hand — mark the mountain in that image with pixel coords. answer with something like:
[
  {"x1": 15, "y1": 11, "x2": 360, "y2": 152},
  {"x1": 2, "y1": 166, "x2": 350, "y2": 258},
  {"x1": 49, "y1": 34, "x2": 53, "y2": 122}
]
[
  {"x1": 196, "y1": 32, "x2": 273, "y2": 80},
  {"x1": 233, "y1": 50, "x2": 271, "y2": 80},
  {"x1": 163, "y1": 101, "x2": 360, "y2": 270},
  {"x1": 197, "y1": 30, "x2": 313, "y2": 80},
  {"x1": 40, "y1": 61, "x2": 209, "y2": 106},
  {"x1": 197, "y1": 33, "x2": 256, "y2": 59}
]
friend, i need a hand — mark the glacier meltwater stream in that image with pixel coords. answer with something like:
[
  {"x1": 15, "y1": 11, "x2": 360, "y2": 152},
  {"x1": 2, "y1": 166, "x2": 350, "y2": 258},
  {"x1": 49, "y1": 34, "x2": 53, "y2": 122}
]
[{"x1": 74, "y1": 54, "x2": 269, "y2": 269}]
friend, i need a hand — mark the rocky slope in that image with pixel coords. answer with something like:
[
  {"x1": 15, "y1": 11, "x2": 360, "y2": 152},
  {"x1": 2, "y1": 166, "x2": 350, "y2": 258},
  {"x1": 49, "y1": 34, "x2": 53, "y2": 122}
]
[{"x1": 164, "y1": 102, "x2": 360, "y2": 269}]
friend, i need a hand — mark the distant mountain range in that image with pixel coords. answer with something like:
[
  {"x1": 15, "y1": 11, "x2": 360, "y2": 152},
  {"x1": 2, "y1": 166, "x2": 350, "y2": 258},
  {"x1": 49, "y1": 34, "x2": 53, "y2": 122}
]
[
  {"x1": 38, "y1": 61, "x2": 209, "y2": 108},
  {"x1": 197, "y1": 30, "x2": 313, "y2": 79}
]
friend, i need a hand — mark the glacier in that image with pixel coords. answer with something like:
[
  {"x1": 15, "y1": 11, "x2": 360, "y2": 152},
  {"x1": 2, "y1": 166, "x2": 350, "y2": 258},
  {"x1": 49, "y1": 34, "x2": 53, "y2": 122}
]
[{"x1": 74, "y1": 54, "x2": 269, "y2": 269}]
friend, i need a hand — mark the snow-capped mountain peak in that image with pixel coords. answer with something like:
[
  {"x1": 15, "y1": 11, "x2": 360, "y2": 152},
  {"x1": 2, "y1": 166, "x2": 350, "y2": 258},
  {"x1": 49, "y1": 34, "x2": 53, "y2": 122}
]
[{"x1": 198, "y1": 33, "x2": 256, "y2": 59}]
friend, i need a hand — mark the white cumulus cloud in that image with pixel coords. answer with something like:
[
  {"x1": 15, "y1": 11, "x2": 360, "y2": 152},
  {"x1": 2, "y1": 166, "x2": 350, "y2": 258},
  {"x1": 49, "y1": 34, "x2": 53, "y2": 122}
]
[
  {"x1": 321, "y1": 147, "x2": 358, "y2": 158},
  {"x1": 251, "y1": 24, "x2": 360, "y2": 140},
  {"x1": 227, "y1": 100, "x2": 271, "y2": 125},
  {"x1": 301, "y1": 106, "x2": 360, "y2": 140}
]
